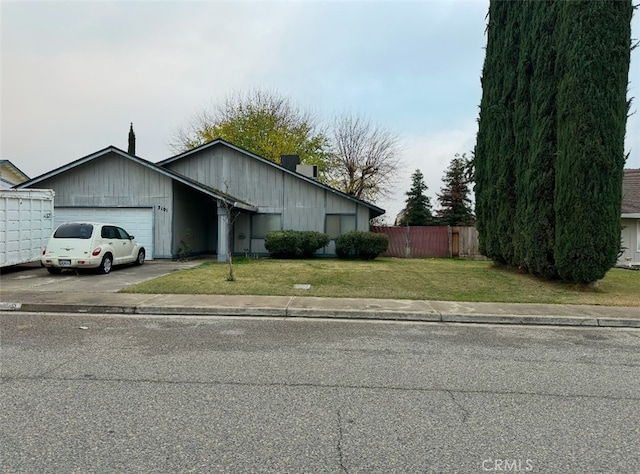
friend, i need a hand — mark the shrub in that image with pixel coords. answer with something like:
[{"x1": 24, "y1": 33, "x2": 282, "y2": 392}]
[
  {"x1": 335, "y1": 231, "x2": 389, "y2": 260},
  {"x1": 265, "y1": 230, "x2": 329, "y2": 258}
]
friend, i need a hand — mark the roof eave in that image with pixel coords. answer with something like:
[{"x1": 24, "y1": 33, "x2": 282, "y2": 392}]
[{"x1": 158, "y1": 139, "x2": 386, "y2": 215}]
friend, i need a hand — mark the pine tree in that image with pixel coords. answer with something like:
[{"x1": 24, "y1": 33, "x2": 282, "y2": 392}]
[
  {"x1": 399, "y1": 169, "x2": 433, "y2": 226},
  {"x1": 437, "y1": 154, "x2": 475, "y2": 226}
]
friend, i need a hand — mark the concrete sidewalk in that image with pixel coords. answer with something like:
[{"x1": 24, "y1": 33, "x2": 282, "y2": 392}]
[{"x1": 1, "y1": 290, "x2": 639, "y2": 328}]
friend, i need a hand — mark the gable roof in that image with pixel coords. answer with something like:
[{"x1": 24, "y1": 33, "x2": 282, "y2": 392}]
[
  {"x1": 0, "y1": 159, "x2": 30, "y2": 187},
  {"x1": 622, "y1": 168, "x2": 640, "y2": 215},
  {"x1": 15, "y1": 146, "x2": 257, "y2": 212},
  {"x1": 158, "y1": 138, "x2": 385, "y2": 217}
]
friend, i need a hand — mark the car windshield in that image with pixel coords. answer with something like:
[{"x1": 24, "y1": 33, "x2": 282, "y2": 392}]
[{"x1": 53, "y1": 224, "x2": 93, "y2": 239}]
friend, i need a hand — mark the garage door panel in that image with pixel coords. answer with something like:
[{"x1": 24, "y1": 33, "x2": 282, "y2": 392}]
[{"x1": 54, "y1": 207, "x2": 154, "y2": 260}]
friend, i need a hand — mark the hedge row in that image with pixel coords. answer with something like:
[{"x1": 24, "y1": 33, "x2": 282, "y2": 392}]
[
  {"x1": 335, "y1": 231, "x2": 388, "y2": 260},
  {"x1": 264, "y1": 230, "x2": 388, "y2": 260},
  {"x1": 264, "y1": 231, "x2": 329, "y2": 258}
]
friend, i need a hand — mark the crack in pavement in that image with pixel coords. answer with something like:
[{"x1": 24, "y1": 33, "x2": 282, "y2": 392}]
[
  {"x1": 336, "y1": 409, "x2": 349, "y2": 474},
  {"x1": 447, "y1": 389, "x2": 470, "y2": 423},
  {"x1": 2, "y1": 374, "x2": 639, "y2": 402}
]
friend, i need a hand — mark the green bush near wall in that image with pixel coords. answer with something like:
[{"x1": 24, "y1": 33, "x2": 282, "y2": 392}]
[
  {"x1": 265, "y1": 230, "x2": 330, "y2": 258},
  {"x1": 335, "y1": 231, "x2": 389, "y2": 260}
]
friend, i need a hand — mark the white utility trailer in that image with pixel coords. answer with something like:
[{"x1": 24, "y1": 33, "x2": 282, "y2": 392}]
[{"x1": 0, "y1": 189, "x2": 55, "y2": 267}]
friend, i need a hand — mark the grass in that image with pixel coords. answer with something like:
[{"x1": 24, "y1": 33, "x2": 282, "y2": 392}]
[{"x1": 122, "y1": 257, "x2": 640, "y2": 306}]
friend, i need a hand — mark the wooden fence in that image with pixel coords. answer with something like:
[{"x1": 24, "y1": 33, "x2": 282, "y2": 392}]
[{"x1": 371, "y1": 226, "x2": 481, "y2": 258}]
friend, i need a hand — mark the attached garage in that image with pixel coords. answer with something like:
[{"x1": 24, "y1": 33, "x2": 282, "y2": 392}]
[
  {"x1": 16, "y1": 140, "x2": 383, "y2": 261},
  {"x1": 54, "y1": 207, "x2": 154, "y2": 260}
]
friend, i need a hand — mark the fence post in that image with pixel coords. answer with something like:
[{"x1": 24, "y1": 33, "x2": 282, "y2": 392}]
[
  {"x1": 405, "y1": 225, "x2": 411, "y2": 258},
  {"x1": 452, "y1": 226, "x2": 460, "y2": 257}
]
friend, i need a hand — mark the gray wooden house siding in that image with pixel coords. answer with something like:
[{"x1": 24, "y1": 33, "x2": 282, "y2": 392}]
[
  {"x1": 161, "y1": 142, "x2": 381, "y2": 256},
  {"x1": 17, "y1": 148, "x2": 228, "y2": 259},
  {"x1": 18, "y1": 140, "x2": 384, "y2": 261},
  {"x1": 30, "y1": 151, "x2": 175, "y2": 258},
  {"x1": 620, "y1": 218, "x2": 640, "y2": 265}
]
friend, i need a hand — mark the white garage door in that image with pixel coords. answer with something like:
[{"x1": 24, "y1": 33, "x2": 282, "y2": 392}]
[{"x1": 54, "y1": 207, "x2": 154, "y2": 260}]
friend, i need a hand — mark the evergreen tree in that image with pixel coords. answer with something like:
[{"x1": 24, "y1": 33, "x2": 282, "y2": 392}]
[
  {"x1": 476, "y1": 0, "x2": 632, "y2": 283},
  {"x1": 437, "y1": 154, "x2": 475, "y2": 226},
  {"x1": 518, "y1": 0, "x2": 559, "y2": 278},
  {"x1": 475, "y1": 0, "x2": 521, "y2": 264},
  {"x1": 554, "y1": 0, "x2": 632, "y2": 282},
  {"x1": 512, "y1": 2, "x2": 535, "y2": 269},
  {"x1": 399, "y1": 169, "x2": 433, "y2": 226}
]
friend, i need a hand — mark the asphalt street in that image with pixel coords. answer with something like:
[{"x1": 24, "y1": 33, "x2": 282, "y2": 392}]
[{"x1": 1, "y1": 312, "x2": 639, "y2": 473}]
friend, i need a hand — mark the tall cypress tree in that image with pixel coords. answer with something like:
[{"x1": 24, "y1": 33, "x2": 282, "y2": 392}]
[
  {"x1": 554, "y1": 0, "x2": 632, "y2": 282},
  {"x1": 475, "y1": 0, "x2": 520, "y2": 264},
  {"x1": 520, "y1": 0, "x2": 559, "y2": 278},
  {"x1": 476, "y1": 0, "x2": 632, "y2": 282},
  {"x1": 512, "y1": 2, "x2": 535, "y2": 269}
]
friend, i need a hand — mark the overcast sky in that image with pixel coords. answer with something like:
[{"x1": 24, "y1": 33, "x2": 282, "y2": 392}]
[{"x1": 2, "y1": 0, "x2": 639, "y2": 222}]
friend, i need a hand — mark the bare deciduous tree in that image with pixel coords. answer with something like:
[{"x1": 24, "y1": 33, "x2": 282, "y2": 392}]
[
  {"x1": 219, "y1": 182, "x2": 242, "y2": 282},
  {"x1": 327, "y1": 114, "x2": 402, "y2": 203}
]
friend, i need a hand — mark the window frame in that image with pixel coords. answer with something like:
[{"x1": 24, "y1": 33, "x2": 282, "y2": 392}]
[
  {"x1": 251, "y1": 213, "x2": 282, "y2": 239},
  {"x1": 325, "y1": 214, "x2": 357, "y2": 239}
]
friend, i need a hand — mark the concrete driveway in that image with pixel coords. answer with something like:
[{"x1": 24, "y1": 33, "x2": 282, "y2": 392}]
[{"x1": 0, "y1": 259, "x2": 208, "y2": 293}]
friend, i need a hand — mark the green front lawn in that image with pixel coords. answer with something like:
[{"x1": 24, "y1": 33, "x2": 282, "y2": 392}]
[{"x1": 122, "y1": 258, "x2": 640, "y2": 306}]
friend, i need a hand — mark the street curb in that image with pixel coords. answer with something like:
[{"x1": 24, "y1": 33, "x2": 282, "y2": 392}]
[
  {"x1": 17, "y1": 302, "x2": 137, "y2": 315},
  {"x1": 3, "y1": 301, "x2": 640, "y2": 328},
  {"x1": 597, "y1": 318, "x2": 640, "y2": 328},
  {"x1": 440, "y1": 313, "x2": 599, "y2": 326},
  {"x1": 135, "y1": 306, "x2": 287, "y2": 318}
]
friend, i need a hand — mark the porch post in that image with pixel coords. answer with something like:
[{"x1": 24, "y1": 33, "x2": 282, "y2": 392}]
[{"x1": 217, "y1": 203, "x2": 228, "y2": 262}]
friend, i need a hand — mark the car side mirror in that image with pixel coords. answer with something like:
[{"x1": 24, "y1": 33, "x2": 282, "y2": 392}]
[{"x1": 129, "y1": 235, "x2": 135, "y2": 240}]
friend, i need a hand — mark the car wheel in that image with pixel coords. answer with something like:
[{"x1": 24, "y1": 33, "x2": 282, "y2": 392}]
[
  {"x1": 47, "y1": 267, "x2": 62, "y2": 275},
  {"x1": 99, "y1": 254, "x2": 113, "y2": 274},
  {"x1": 135, "y1": 249, "x2": 145, "y2": 266}
]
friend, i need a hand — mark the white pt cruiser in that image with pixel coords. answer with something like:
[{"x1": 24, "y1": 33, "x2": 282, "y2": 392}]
[{"x1": 42, "y1": 222, "x2": 145, "y2": 274}]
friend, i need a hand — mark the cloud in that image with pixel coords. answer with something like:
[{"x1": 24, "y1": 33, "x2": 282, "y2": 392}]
[
  {"x1": 1, "y1": 1, "x2": 308, "y2": 174},
  {"x1": 1, "y1": 0, "x2": 638, "y2": 190}
]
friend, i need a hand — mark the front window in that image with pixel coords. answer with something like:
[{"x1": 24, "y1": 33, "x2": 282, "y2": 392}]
[
  {"x1": 54, "y1": 223, "x2": 93, "y2": 239},
  {"x1": 326, "y1": 214, "x2": 356, "y2": 239},
  {"x1": 115, "y1": 227, "x2": 131, "y2": 240},
  {"x1": 252, "y1": 214, "x2": 281, "y2": 238}
]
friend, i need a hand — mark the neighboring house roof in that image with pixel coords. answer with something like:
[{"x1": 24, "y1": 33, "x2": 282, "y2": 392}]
[
  {"x1": 622, "y1": 168, "x2": 640, "y2": 216},
  {"x1": 158, "y1": 138, "x2": 385, "y2": 217},
  {"x1": 14, "y1": 146, "x2": 257, "y2": 212},
  {"x1": 0, "y1": 159, "x2": 30, "y2": 187}
]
